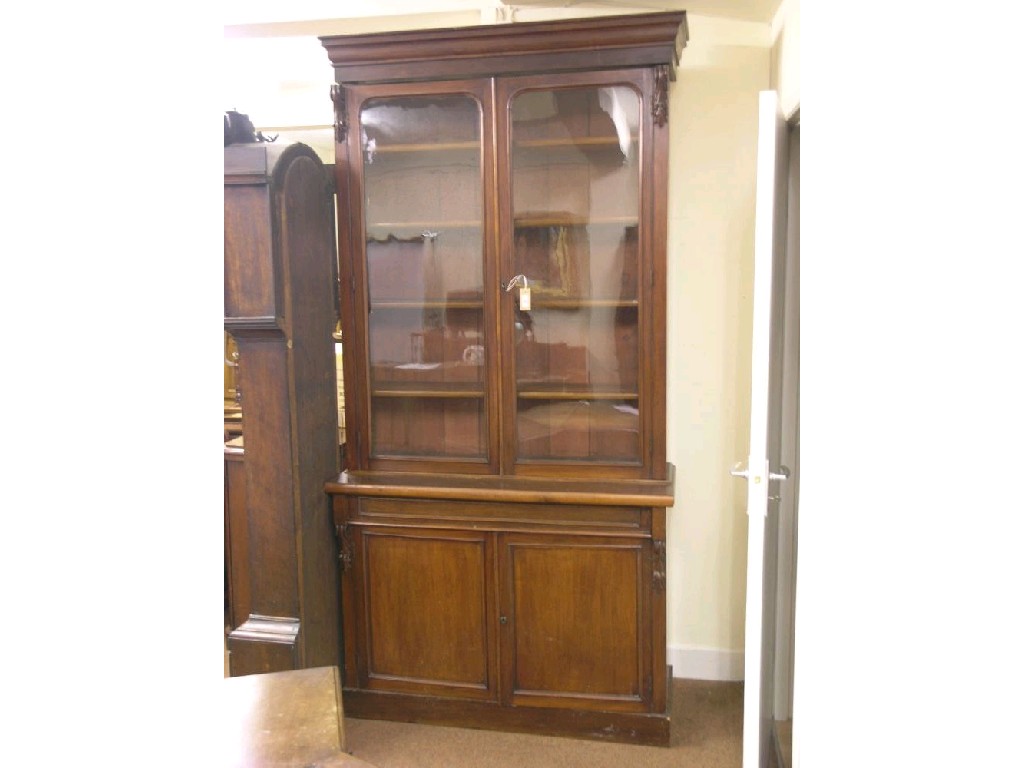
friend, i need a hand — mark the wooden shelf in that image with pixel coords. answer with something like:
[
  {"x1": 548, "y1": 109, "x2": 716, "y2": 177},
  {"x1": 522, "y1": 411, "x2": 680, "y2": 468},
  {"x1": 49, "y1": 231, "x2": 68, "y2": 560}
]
[
  {"x1": 366, "y1": 216, "x2": 636, "y2": 234},
  {"x1": 514, "y1": 215, "x2": 638, "y2": 228},
  {"x1": 371, "y1": 299, "x2": 484, "y2": 310},
  {"x1": 524, "y1": 298, "x2": 638, "y2": 309},
  {"x1": 516, "y1": 389, "x2": 639, "y2": 401},
  {"x1": 369, "y1": 298, "x2": 631, "y2": 310},
  {"x1": 367, "y1": 220, "x2": 482, "y2": 233},
  {"x1": 372, "y1": 384, "x2": 486, "y2": 398},
  {"x1": 368, "y1": 140, "x2": 479, "y2": 154},
  {"x1": 365, "y1": 136, "x2": 635, "y2": 154},
  {"x1": 515, "y1": 135, "x2": 637, "y2": 149}
]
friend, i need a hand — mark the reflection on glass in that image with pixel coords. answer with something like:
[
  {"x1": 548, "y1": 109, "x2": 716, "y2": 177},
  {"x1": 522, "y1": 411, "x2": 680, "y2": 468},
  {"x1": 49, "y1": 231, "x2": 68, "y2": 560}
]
[
  {"x1": 224, "y1": 332, "x2": 243, "y2": 441},
  {"x1": 361, "y1": 94, "x2": 487, "y2": 460},
  {"x1": 510, "y1": 86, "x2": 642, "y2": 463}
]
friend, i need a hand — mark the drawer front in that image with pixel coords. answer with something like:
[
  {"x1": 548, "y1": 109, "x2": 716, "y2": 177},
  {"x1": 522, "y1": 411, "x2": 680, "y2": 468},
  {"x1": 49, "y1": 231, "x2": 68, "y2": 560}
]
[{"x1": 352, "y1": 496, "x2": 651, "y2": 537}]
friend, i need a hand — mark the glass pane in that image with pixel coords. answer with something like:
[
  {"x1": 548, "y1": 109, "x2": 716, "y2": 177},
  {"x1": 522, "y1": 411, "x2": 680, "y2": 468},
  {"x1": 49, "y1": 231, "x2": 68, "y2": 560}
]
[
  {"x1": 361, "y1": 94, "x2": 487, "y2": 460},
  {"x1": 224, "y1": 332, "x2": 243, "y2": 441},
  {"x1": 510, "y1": 86, "x2": 642, "y2": 463}
]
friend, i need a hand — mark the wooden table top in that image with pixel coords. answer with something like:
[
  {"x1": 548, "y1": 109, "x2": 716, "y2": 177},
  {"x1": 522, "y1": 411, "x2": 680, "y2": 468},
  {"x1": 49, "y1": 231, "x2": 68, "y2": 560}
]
[{"x1": 224, "y1": 666, "x2": 375, "y2": 768}]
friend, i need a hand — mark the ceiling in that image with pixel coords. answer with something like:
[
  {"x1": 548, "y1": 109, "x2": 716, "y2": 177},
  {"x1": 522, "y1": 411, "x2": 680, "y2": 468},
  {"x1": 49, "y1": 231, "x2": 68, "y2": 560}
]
[
  {"x1": 223, "y1": 0, "x2": 785, "y2": 28},
  {"x1": 222, "y1": 0, "x2": 787, "y2": 155},
  {"x1": 494, "y1": 0, "x2": 783, "y2": 21}
]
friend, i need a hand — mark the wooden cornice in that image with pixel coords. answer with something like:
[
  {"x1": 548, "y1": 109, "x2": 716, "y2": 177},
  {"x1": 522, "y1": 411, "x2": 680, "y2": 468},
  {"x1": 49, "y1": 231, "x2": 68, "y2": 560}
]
[{"x1": 320, "y1": 11, "x2": 688, "y2": 84}]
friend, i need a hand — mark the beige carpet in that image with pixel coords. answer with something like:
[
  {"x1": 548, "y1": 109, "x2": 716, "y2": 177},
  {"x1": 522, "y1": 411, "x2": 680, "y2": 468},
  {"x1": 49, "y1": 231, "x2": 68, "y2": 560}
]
[{"x1": 342, "y1": 679, "x2": 743, "y2": 768}]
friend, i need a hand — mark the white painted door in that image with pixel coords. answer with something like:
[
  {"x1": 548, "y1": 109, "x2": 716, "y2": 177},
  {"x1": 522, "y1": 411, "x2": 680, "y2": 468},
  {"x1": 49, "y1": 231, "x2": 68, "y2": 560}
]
[{"x1": 734, "y1": 90, "x2": 791, "y2": 768}]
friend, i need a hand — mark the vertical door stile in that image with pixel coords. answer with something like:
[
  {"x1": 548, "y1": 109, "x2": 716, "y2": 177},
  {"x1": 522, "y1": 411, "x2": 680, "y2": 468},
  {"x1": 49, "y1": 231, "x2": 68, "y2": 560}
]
[
  {"x1": 481, "y1": 77, "x2": 503, "y2": 475},
  {"x1": 738, "y1": 90, "x2": 790, "y2": 768},
  {"x1": 647, "y1": 64, "x2": 670, "y2": 479},
  {"x1": 493, "y1": 76, "x2": 513, "y2": 476},
  {"x1": 341, "y1": 85, "x2": 370, "y2": 472}
]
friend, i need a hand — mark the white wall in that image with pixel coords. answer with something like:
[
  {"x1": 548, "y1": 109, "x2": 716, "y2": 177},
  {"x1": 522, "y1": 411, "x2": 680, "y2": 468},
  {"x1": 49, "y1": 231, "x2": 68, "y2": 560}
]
[
  {"x1": 224, "y1": 6, "x2": 775, "y2": 681},
  {"x1": 665, "y1": 14, "x2": 770, "y2": 679},
  {"x1": 789, "y1": 4, "x2": 1024, "y2": 763},
  {"x1": 770, "y1": 0, "x2": 800, "y2": 119}
]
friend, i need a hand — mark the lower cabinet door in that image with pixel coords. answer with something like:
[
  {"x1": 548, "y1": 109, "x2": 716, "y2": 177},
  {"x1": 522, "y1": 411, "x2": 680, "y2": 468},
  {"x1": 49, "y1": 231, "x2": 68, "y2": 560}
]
[
  {"x1": 499, "y1": 532, "x2": 651, "y2": 712},
  {"x1": 355, "y1": 526, "x2": 499, "y2": 700}
]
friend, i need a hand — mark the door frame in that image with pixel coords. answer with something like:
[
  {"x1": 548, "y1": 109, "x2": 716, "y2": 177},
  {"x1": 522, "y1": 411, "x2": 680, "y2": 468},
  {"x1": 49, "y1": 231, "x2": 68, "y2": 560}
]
[{"x1": 739, "y1": 90, "x2": 797, "y2": 768}]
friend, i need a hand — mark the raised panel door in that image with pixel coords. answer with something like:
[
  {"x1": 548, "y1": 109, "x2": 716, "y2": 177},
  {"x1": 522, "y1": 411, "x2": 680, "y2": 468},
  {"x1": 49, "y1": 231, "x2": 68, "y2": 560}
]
[
  {"x1": 499, "y1": 532, "x2": 650, "y2": 712},
  {"x1": 356, "y1": 526, "x2": 498, "y2": 700}
]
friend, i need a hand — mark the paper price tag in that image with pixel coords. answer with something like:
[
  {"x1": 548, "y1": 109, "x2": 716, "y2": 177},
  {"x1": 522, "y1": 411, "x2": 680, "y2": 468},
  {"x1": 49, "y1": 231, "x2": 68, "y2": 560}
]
[{"x1": 519, "y1": 285, "x2": 531, "y2": 311}]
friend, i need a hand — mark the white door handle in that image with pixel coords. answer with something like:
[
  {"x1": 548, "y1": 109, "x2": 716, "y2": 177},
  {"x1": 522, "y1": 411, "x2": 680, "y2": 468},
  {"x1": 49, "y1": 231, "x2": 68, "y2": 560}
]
[
  {"x1": 730, "y1": 461, "x2": 751, "y2": 479},
  {"x1": 731, "y1": 462, "x2": 790, "y2": 481}
]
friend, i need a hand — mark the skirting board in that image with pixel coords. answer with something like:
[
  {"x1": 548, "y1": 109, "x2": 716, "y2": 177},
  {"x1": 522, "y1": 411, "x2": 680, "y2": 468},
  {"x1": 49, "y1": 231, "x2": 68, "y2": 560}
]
[{"x1": 668, "y1": 645, "x2": 745, "y2": 681}]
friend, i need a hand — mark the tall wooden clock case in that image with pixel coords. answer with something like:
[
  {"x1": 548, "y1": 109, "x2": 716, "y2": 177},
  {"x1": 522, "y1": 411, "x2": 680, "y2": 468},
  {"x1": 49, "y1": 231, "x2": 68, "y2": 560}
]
[
  {"x1": 224, "y1": 141, "x2": 341, "y2": 676},
  {"x1": 322, "y1": 11, "x2": 687, "y2": 746}
]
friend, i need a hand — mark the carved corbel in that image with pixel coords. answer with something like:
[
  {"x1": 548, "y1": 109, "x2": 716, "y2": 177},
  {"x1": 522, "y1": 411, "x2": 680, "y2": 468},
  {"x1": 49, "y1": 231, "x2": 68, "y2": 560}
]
[
  {"x1": 330, "y1": 84, "x2": 348, "y2": 143},
  {"x1": 336, "y1": 522, "x2": 353, "y2": 572},
  {"x1": 652, "y1": 540, "x2": 666, "y2": 592},
  {"x1": 652, "y1": 65, "x2": 669, "y2": 127}
]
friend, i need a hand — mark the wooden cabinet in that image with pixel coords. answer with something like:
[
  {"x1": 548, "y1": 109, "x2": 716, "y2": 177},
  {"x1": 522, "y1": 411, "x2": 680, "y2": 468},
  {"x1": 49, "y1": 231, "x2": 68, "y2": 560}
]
[
  {"x1": 224, "y1": 141, "x2": 341, "y2": 676},
  {"x1": 322, "y1": 11, "x2": 686, "y2": 745}
]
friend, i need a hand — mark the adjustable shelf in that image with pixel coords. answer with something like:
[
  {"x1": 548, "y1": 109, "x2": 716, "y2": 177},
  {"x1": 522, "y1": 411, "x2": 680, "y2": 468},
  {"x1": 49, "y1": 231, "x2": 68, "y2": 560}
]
[
  {"x1": 372, "y1": 383, "x2": 486, "y2": 398},
  {"x1": 516, "y1": 389, "x2": 639, "y2": 400}
]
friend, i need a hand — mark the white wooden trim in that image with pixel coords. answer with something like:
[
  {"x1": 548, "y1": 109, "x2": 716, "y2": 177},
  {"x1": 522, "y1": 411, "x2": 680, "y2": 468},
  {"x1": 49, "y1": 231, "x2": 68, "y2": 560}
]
[
  {"x1": 742, "y1": 90, "x2": 788, "y2": 768},
  {"x1": 668, "y1": 644, "x2": 745, "y2": 682}
]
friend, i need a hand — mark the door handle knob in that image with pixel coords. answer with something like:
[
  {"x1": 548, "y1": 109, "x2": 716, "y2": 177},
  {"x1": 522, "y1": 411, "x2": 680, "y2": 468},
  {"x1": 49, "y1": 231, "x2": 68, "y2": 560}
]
[{"x1": 731, "y1": 462, "x2": 790, "y2": 482}]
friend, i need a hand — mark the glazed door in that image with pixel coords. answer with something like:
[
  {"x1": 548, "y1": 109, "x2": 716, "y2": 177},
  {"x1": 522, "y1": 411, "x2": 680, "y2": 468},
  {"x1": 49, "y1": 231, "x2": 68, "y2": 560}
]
[
  {"x1": 341, "y1": 80, "x2": 500, "y2": 473},
  {"x1": 495, "y1": 71, "x2": 654, "y2": 478}
]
